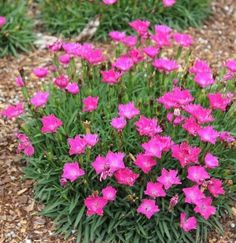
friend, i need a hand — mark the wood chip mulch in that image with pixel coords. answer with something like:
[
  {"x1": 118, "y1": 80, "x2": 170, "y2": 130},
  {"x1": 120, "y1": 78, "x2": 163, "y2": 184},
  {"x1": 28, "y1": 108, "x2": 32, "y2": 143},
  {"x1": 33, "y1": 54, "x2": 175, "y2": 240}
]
[{"x1": 0, "y1": 0, "x2": 236, "y2": 242}]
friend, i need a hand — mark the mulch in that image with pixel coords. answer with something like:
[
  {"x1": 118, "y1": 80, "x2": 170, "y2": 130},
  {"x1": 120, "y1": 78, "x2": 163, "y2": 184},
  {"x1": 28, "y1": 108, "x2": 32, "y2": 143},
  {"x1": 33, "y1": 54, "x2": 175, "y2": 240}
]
[{"x1": 0, "y1": 0, "x2": 236, "y2": 242}]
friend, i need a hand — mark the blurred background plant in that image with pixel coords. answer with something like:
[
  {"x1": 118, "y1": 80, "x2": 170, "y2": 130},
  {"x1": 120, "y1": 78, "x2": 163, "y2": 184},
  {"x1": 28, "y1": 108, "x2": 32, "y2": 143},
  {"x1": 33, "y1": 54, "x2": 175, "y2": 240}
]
[{"x1": 0, "y1": 0, "x2": 35, "y2": 57}]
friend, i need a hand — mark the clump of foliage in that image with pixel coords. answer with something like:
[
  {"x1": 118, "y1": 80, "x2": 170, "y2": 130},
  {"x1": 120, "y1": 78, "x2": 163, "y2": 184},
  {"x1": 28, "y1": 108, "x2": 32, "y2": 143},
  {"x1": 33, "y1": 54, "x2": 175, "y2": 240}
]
[
  {"x1": 2, "y1": 21, "x2": 236, "y2": 243},
  {"x1": 0, "y1": 0, "x2": 35, "y2": 57},
  {"x1": 39, "y1": 0, "x2": 212, "y2": 40}
]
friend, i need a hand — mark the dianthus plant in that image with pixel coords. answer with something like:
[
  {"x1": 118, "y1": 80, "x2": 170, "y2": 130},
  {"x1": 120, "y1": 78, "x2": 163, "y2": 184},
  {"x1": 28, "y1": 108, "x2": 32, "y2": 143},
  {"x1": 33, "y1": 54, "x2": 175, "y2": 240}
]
[{"x1": 2, "y1": 20, "x2": 236, "y2": 243}]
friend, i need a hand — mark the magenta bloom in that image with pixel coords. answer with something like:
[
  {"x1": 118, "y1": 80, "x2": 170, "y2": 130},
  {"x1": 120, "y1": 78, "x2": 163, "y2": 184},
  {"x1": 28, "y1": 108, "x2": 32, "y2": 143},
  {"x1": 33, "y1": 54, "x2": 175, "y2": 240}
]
[
  {"x1": 82, "y1": 96, "x2": 99, "y2": 112},
  {"x1": 157, "y1": 168, "x2": 181, "y2": 190},
  {"x1": 59, "y1": 54, "x2": 71, "y2": 65},
  {"x1": 153, "y1": 58, "x2": 179, "y2": 72},
  {"x1": 1, "y1": 103, "x2": 24, "y2": 119},
  {"x1": 204, "y1": 153, "x2": 219, "y2": 169},
  {"x1": 33, "y1": 67, "x2": 48, "y2": 78},
  {"x1": 48, "y1": 40, "x2": 63, "y2": 52},
  {"x1": 68, "y1": 135, "x2": 87, "y2": 155},
  {"x1": 92, "y1": 155, "x2": 110, "y2": 176},
  {"x1": 171, "y1": 142, "x2": 201, "y2": 167},
  {"x1": 180, "y1": 213, "x2": 197, "y2": 232},
  {"x1": 113, "y1": 56, "x2": 134, "y2": 72},
  {"x1": 101, "y1": 69, "x2": 121, "y2": 85},
  {"x1": 189, "y1": 59, "x2": 211, "y2": 74},
  {"x1": 0, "y1": 16, "x2": 6, "y2": 27},
  {"x1": 109, "y1": 31, "x2": 126, "y2": 42},
  {"x1": 103, "y1": 0, "x2": 117, "y2": 5},
  {"x1": 183, "y1": 185, "x2": 205, "y2": 205},
  {"x1": 66, "y1": 82, "x2": 80, "y2": 95},
  {"x1": 102, "y1": 186, "x2": 117, "y2": 201},
  {"x1": 155, "y1": 24, "x2": 172, "y2": 34},
  {"x1": 129, "y1": 19, "x2": 150, "y2": 36},
  {"x1": 194, "y1": 197, "x2": 216, "y2": 220},
  {"x1": 84, "y1": 48, "x2": 106, "y2": 65},
  {"x1": 134, "y1": 154, "x2": 156, "y2": 174},
  {"x1": 157, "y1": 87, "x2": 194, "y2": 109},
  {"x1": 106, "y1": 151, "x2": 126, "y2": 173},
  {"x1": 54, "y1": 74, "x2": 69, "y2": 89},
  {"x1": 182, "y1": 117, "x2": 201, "y2": 136},
  {"x1": 61, "y1": 162, "x2": 85, "y2": 183},
  {"x1": 225, "y1": 59, "x2": 236, "y2": 73},
  {"x1": 151, "y1": 32, "x2": 171, "y2": 48},
  {"x1": 144, "y1": 182, "x2": 166, "y2": 198},
  {"x1": 208, "y1": 93, "x2": 232, "y2": 111},
  {"x1": 208, "y1": 178, "x2": 225, "y2": 197},
  {"x1": 219, "y1": 131, "x2": 235, "y2": 143},
  {"x1": 16, "y1": 133, "x2": 34, "y2": 157},
  {"x1": 114, "y1": 168, "x2": 139, "y2": 186},
  {"x1": 143, "y1": 46, "x2": 159, "y2": 58},
  {"x1": 198, "y1": 126, "x2": 219, "y2": 144},
  {"x1": 142, "y1": 135, "x2": 173, "y2": 158},
  {"x1": 16, "y1": 76, "x2": 24, "y2": 87},
  {"x1": 162, "y1": 0, "x2": 176, "y2": 7},
  {"x1": 137, "y1": 199, "x2": 160, "y2": 219},
  {"x1": 111, "y1": 117, "x2": 127, "y2": 131},
  {"x1": 173, "y1": 33, "x2": 193, "y2": 47},
  {"x1": 194, "y1": 72, "x2": 215, "y2": 88},
  {"x1": 128, "y1": 48, "x2": 144, "y2": 64},
  {"x1": 41, "y1": 114, "x2": 62, "y2": 133},
  {"x1": 30, "y1": 91, "x2": 49, "y2": 108},
  {"x1": 135, "y1": 116, "x2": 162, "y2": 137},
  {"x1": 121, "y1": 36, "x2": 137, "y2": 48},
  {"x1": 84, "y1": 195, "x2": 108, "y2": 216},
  {"x1": 118, "y1": 102, "x2": 140, "y2": 119},
  {"x1": 187, "y1": 166, "x2": 210, "y2": 184},
  {"x1": 84, "y1": 134, "x2": 99, "y2": 148}
]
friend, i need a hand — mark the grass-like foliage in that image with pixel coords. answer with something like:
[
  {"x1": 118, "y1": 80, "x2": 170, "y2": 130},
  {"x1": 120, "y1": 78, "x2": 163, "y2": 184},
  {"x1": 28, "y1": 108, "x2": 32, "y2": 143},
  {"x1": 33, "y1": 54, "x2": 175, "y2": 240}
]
[
  {"x1": 2, "y1": 21, "x2": 236, "y2": 243},
  {"x1": 39, "y1": 0, "x2": 212, "y2": 40},
  {"x1": 0, "y1": 0, "x2": 35, "y2": 57}
]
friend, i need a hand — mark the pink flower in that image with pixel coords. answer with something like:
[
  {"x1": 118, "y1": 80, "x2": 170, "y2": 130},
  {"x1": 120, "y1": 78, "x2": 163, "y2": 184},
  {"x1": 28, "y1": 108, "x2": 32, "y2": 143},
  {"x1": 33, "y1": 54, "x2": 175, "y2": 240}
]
[
  {"x1": 151, "y1": 32, "x2": 171, "y2": 48},
  {"x1": 135, "y1": 116, "x2": 162, "y2": 137},
  {"x1": 137, "y1": 199, "x2": 160, "y2": 219},
  {"x1": 173, "y1": 33, "x2": 193, "y2": 47},
  {"x1": 184, "y1": 104, "x2": 214, "y2": 124},
  {"x1": 154, "y1": 24, "x2": 172, "y2": 34},
  {"x1": 194, "y1": 197, "x2": 216, "y2": 220},
  {"x1": 118, "y1": 102, "x2": 140, "y2": 119},
  {"x1": 109, "y1": 31, "x2": 126, "y2": 41},
  {"x1": 16, "y1": 76, "x2": 24, "y2": 87},
  {"x1": 33, "y1": 67, "x2": 48, "y2": 78},
  {"x1": 113, "y1": 56, "x2": 134, "y2": 72},
  {"x1": 54, "y1": 75, "x2": 69, "y2": 89},
  {"x1": 84, "y1": 134, "x2": 99, "y2": 148},
  {"x1": 142, "y1": 135, "x2": 173, "y2": 158},
  {"x1": 106, "y1": 151, "x2": 126, "y2": 173},
  {"x1": 68, "y1": 135, "x2": 87, "y2": 155},
  {"x1": 1, "y1": 103, "x2": 24, "y2": 119},
  {"x1": 208, "y1": 178, "x2": 225, "y2": 197},
  {"x1": 101, "y1": 69, "x2": 121, "y2": 85},
  {"x1": 41, "y1": 114, "x2": 62, "y2": 133},
  {"x1": 180, "y1": 213, "x2": 197, "y2": 232},
  {"x1": 198, "y1": 126, "x2": 219, "y2": 144},
  {"x1": 66, "y1": 82, "x2": 80, "y2": 95},
  {"x1": 194, "y1": 72, "x2": 215, "y2": 88},
  {"x1": 225, "y1": 59, "x2": 236, "y2": 73},
  {"x1": 102, "y1": 186, "x2": 117, "y2": 201},
  {"x1": 114, "y1": 168, "x2": 139, "y2": 186},
  {"x1": 208, "y1": 93, "x2": 232, "y2": 111},
  {"x1": 121, "y1": 36, "x2": 137, "y2": 48},
  {"x1": 84, "y1": 48, "x2": 106, "y2": 65},
  {"x1": 204, "y1": 153, "x2": 219, "y2": 169},
  {"x1": 16, "y1": 133, "x2": 34, "y2": 157},
  {"x1": 187, "y1": 166, "x2": 210, "y2": 184},
  {"x1": 59, "y1": 53, "x2": 71, "y2": 65},
  {"x1": 219, "y1": 131, "x2": 235, "y2": 143},
  {"x1": 162, "y1": 0, "x2": 176, "y2": 7},
  {"x1": 169, "y1": 194, "x2": 179, "y2": 209},
  {"x1": 157, "y1": 87, "x2": 194, "y2": 109},
  {"x1": 61, "y1": 162, "x2": 85, "y2": 183},
  {"x1": 144, "y1": 182, "x2": 166, "y2": 198},
  {"x1": 171, "y1": 142, "x2": 201, "y2": 167},
  {"x1": 48, "y1": 40, "x2": 63, "y2": 52},
  {"x1": 103, "y1": 0, "x2": 117, "y2": 5},
  {"x1": 143, "y1": 46, "x2": 159, "y2": 58},
  {"x1": 182, "y1": 117, "x2": 201, "y2": 136},
  {"x1": 111, "y1": 117, "x2": 127, "y2": 131},
  {"x1": 134, "y1": 154, "x2": 156, "y2": 174},
  {"x1": 189, "y1": 59, "x2": 211, "y2": 74},
  {"x1": 183, "y1": 185, "x2": 205, "y2": 205},
  {"x1": 128, "y1": 48, "x2": 144, "y2": 64},
  {"x1": 63, "y1": 42, "x2": 82, "y2": 56},
  {"x1": 157, "y1": 168, "x2": 181, "y2": 190},
  {"x1": 153, "y1": 58, "x2": 179, "y2": 72},
  {"x1": 30, "y1": 91, "x2": 49, "y2": 108},
  {"x1": 82, "y1": 96, "x2": 99, "y2": 112},
  {"x1": 92, "y1": 155, "x2": 110, "y2": 176},
  {"x1": 129, "y1": 19, "x2": 150, "y2": 36},
  {"x1": 84, "y1": 195, "x2": 108, "y2": 216},
  {"x1": 0, "y1": 16, "x2": 6, "y2": 27}
]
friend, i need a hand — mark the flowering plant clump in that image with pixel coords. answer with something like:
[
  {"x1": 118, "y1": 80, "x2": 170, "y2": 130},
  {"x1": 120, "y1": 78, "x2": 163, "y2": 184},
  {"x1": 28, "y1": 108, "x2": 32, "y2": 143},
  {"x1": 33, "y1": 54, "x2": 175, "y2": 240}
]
[{"x1": 2, "y1": 21, "x2": 236, "y2": 242}]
